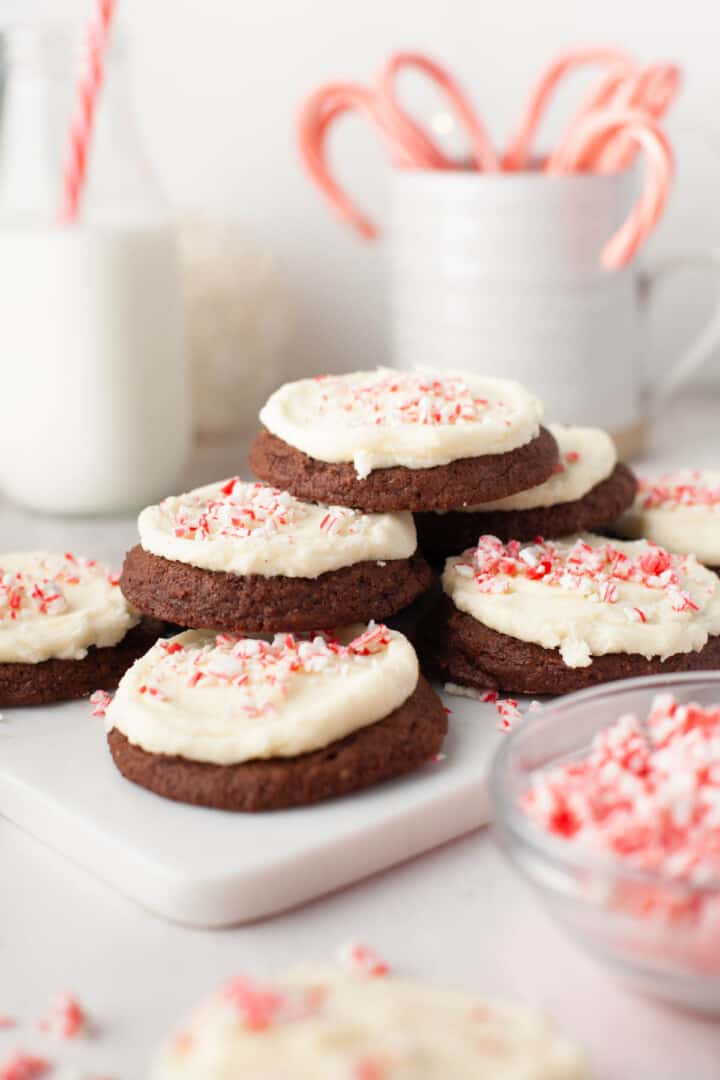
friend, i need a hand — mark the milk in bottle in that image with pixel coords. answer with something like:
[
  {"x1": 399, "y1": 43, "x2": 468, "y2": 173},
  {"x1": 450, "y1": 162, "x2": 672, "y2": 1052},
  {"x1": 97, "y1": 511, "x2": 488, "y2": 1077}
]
[{"x1": 0, "y1": 20, "x2": 190, "y2": 514}]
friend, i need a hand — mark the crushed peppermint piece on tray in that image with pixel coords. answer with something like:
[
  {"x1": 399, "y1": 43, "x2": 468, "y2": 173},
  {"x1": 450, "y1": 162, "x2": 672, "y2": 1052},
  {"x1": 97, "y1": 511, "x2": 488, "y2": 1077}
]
[
  {"x1": 0, "y1": 1053, "x2": 51, "y2": 1080},
  {"x1": 89, "y1": 691, "x2": 112, "y2": 719},
  {"x1": 37, "y1": 992, "x2": 87, "y2": 1040}
]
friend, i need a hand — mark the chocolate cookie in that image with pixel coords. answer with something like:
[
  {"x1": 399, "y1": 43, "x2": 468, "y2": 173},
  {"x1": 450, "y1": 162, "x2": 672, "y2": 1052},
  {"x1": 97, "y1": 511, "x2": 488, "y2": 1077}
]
[
  {"x1": 415, "y1": 463, "x2": 637, "y2": 560},
  {"x1": 0, "y1": 622, "x2": 162, "y2": 708},
  {"x1": 107, "y1": 676, "x2": 447, "y2": 811},
  {"x1": 121, "y1": 545, "x2": 432, "y2": 633},
  {"x1": 419, "y1": 597, "x2": 720, "y2": 696},
  {"x1": 248, "y1": 427, "x2": 560, "y2": 513}
]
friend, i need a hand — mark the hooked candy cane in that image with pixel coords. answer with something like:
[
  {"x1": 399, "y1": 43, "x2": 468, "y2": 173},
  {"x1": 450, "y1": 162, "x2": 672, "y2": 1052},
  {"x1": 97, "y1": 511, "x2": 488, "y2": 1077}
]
[
  {"x1": 376, "y1": 51, "x2": 500, "y2": 172},
  {"x1": 502, "y1": 45, "x2": 636, "y2": 171},
  {"x1": 595, "y1": 64, "x2": 680, "y2": 171},
  {"x1": 297, "y1": 83, "x2": 405, "y2": 239},
  {"x1": 552, "y1": 67, "x2": 631, "y2": 159},
  {"x1": 547, "y1": 108, "x2": 673, "y2": 269}
]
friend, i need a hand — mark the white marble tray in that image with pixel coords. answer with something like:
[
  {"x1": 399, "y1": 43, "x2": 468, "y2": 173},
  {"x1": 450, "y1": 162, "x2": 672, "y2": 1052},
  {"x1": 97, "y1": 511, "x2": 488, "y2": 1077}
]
[{"x1": 0, "y1": 688, "x2": 503, "y2": 928}]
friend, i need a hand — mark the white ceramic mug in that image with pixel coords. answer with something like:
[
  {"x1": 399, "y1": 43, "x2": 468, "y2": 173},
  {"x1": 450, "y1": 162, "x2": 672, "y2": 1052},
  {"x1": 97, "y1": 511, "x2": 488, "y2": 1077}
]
[{"x1": 388, "y1": 169, "x2": 720, "y2": 454}]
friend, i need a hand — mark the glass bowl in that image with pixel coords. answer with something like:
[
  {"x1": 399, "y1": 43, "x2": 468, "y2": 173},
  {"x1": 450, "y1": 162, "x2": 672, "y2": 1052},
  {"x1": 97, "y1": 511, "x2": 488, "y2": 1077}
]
[{"x1": 490, "y1": 672, "x2": 720, "y2": 1015}]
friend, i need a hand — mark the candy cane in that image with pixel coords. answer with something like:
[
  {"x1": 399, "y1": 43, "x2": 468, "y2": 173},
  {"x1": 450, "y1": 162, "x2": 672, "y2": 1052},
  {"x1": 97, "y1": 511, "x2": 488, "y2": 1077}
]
[
  {"x1": 376, "y1": 51, "x2": 500, "y2": 172},
  {"x1": 595, "y1": 64, "x2": 680, "y2": 171},
  {"x1": 502, "y1": 46, "x2": 636, "y2": 171},
  {"x1": 547, "y1": 109, "x2": 673, "y2": 270},
  {"x1": 297, "y1": 83, "x2": 403, "y2": 239},
  {"x1": 59, "y1": 0, "x2": 118, "y2": 224},
  {"x1": 552, "y1": 67, "x2": 630, "y2": 158}
]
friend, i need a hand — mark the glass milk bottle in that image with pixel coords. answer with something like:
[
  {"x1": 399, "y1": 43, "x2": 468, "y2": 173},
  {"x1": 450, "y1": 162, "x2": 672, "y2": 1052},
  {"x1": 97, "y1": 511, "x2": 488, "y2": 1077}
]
[{"x1": 0, "y1": 20, "x2": 190, "y2": 514}]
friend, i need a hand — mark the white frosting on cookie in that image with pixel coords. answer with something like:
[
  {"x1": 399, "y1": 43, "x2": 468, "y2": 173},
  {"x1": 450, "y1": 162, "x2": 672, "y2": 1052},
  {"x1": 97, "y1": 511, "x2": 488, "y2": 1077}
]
[
  {"x1": 459, "y1": 425, "x2": 616, "y2": 513},
  {"x1": 107, "y1": 625, "x2": 418, "y2": 765},
  {"x1": 260, "y1": 368, "x2": 543, "y2": 478},
  {"x1": 138, "y1": 478, "x2": 416, "y2": 578},
  {"x1": 151, "y1": 964, "x2": 586, "y2": 1080},
  {"x1": 616, "y1": 470, "x2": 720, "y2": 566},
  {"x1": 0, "y1": 552, "x2": 138, "y2": 664},
  {"x1": 443, "y1": 534, "x2": 720, "y2": 668}
]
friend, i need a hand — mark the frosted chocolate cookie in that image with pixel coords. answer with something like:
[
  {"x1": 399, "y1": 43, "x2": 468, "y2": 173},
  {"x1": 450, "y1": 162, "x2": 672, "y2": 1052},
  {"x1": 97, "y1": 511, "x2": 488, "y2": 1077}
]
[
  {"x1": 615, "y1": 470, "x2": 720, "y2": 571},
  {"x1": 415, "y1": 425, "x2": 637, "y2": 559},
  {"x1": 106, "y1": 623, "x2": 447, "y2": 811},
  {"x1": 0, "y1": 551, "x2": 153, "y2": 706},
  {"x1": 151, "y1": 959, "x2": 586, "y2": 1079},
  {"x1": 420, "y1": 534, "x2": 720, "y2": 695},
  {"x1": 121, "y1": 478, "x2": 431, "y2": 632},
  {"x1": 249, "y1": 368, "x2": 559, "y2": 511}
]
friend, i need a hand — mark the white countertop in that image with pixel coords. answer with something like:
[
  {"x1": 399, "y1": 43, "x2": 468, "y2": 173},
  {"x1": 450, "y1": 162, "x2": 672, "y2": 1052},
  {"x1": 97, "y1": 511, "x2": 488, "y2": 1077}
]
[{"x1": 2, "y1": 393, "x2": 720, "y2": 1079}]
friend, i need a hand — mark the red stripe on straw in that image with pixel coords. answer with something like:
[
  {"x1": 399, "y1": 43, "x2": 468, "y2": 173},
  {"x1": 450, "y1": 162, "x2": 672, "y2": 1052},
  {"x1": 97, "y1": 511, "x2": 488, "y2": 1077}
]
[{"x1": 59, "y1": 0, "x2": 118, "y2": 224}]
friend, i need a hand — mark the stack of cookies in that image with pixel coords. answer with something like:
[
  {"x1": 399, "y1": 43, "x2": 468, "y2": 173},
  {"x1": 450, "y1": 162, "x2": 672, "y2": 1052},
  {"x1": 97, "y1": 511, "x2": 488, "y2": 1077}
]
[
  {"x1": 107, "y1": 367, "x2": 557, "y2": 812},
  {"x1": 106, "y1": 364, "x2": 720, "y2": 812},
  {"x1": 110, "y1": 467, "x2": 449, "y2": 811},
  {"x1": 245, "y1": 366, "x2": 720, "y2": 699},
  {"x1": 116, "y1": 369, "x2": 535, "y2": 810}
]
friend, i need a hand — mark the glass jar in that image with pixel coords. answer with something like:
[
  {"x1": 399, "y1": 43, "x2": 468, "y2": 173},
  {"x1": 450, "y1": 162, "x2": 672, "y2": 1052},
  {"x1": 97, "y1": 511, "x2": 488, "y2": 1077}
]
[{"x1": 0, "y1": 18, "x2": 190, "y2": 515}]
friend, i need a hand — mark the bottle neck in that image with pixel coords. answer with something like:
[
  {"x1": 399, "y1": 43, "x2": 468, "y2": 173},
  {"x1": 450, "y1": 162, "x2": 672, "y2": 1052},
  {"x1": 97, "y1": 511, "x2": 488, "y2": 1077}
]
[{"x1": 0, "y1": 21, "x2": 167, "y2": 226}]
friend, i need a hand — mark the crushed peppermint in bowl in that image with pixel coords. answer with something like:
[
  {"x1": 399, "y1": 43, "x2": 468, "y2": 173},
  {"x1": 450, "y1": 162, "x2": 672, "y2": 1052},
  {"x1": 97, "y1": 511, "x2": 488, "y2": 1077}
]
[{"x1": 490, "y1": 671, "x2": 720, "y2": 1015}]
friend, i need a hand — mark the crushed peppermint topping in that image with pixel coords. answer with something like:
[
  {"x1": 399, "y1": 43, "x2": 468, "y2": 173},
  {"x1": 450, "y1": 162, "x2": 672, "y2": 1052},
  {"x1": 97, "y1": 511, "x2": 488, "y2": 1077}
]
[
  {"x1": 452, "y1": 535, "x2": 706, "y2": 618},
  {"x1": 221, "y1": 977, "x2": 324, "y2": 1031},
  {"x1": 222, "y1": 978, "x2": 286, "y2": 1031},
  {"x1": 494, "y1": 696, "x2": 523, "y2": 731},
  {"x1": 336, "y1": 943, "x2": 390, "y2": 977},
  {"x1": 0, "y1": 1054, "x2": 50, "y2": 1080},
  {"x1": 637, "y1": 471, "x2": 720, "y2": 511},
  {"x1": 37, "y1": 992, "x2": 87, "y2": 1040},
  {"x1": 137, "y1": 625, "x2": 393, "y2": 715},
  {"x1": 172, "y1": 1031, "x2": 194, "y2": 1055},
  {"x1": 523, "y1": 694, "x2": 720, "y2": 897},
  {"x1": 315, "y1": 372, "x2": 501, "y2": 428},
  {"x1": 0, "y1": 554, "x2": 118, "y2": 626},
  {"x1": 352, "y1": 1055, "x2": 391, "y2": 1079},
  {"x1": 159, "y1": 479, "x2": 364, "y2": 542},
  {"x1": 89, "y1": 690, "x2": 112, "y2": 719},
  {"x1": 167, "y1": 950, "x2": 574, "y2": 1069},
  {"x1": 552, "y1": 447, "x2": 582, "y2": 475},
  {"x1": 443, "y1": 684, "x2": 540, "y2": 731},
  {"x1": 0, "y1": 574, "x2": 66, "y2": 622}
]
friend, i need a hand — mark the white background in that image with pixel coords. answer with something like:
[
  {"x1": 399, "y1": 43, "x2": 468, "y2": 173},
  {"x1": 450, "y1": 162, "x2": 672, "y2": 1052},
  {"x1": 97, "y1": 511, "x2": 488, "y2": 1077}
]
[{"x1": 7, "y1": 0, "x2": 720, "y2": 381}]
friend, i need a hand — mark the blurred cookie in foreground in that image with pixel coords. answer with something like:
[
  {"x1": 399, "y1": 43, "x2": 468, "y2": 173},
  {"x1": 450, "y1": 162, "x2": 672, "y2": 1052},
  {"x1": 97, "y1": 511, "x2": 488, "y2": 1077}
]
[
  {"x1": 419, "y1": 534, "x2": 720, "y2": 696},
  {"x1": 0, "y1": 551, "x2": 156, "y2": 706},
  {"x1": 250, "y1": 368, "x2": 559, "y2": 511},
  {"x1": 415, "y1": 425, "x2": 636, "y2": 560},
  {"x1": 105, "y1": 624, "x2": 446, "y2": 812},
  {"x1": 615, "y1": 469, "x2": 720, "y2": 571},
  {"x1": 121, "y1": 479, "x2": 431, "y2": 632},
  {"x1": 150, "y1": 954, "x2": 586, "y2": 1079}
]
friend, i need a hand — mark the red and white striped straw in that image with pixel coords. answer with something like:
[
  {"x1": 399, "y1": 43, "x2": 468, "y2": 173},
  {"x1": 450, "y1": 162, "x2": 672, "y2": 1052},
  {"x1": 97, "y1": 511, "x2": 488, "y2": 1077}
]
[{"x1": 59, "y1": 0, "x2": 118, "y2": 224}]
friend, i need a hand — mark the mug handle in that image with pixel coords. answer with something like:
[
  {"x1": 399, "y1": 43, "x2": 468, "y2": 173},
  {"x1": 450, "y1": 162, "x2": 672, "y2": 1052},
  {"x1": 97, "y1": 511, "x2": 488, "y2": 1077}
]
[{"x1": 639, "y1": 252, "x2": 720, "y2": 413}]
